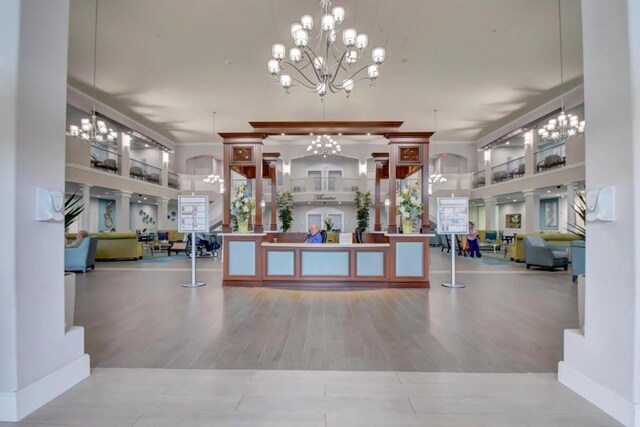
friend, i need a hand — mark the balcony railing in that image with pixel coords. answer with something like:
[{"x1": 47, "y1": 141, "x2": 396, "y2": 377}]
[
  {"x1": 536, "y1": 142, "x2": 566, "y2": 172},
  {"x1": 130, "y1": 159, "x2": 162, "y2": 185},
  {"x1": 491, "y1": 156, "x2": 525, "y2": 183},
  {"x1": 291, "y1": 177, "x2": 359, "y2": 193},
  {"x1": 90, "y1": 144, "x2": 120, "y2": 174},
  {"x1": 472, "y1": 171, "x2": 485, "y2": 188},
  {"x1": 168, "y1": 172, "x2": 180, "y2": 189}
]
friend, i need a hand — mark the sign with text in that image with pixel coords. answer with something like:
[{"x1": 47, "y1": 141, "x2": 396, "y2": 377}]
[
  {"x1": 437, "y1": 197, "x2": 469, "y2": 235},
  {"x1": 178, "y1": 195, "x2": 209, "y2": 233}
]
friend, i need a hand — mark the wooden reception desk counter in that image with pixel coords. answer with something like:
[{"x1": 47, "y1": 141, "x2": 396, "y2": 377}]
[{"x1": 221, "y1": 232, "x2": 432, "y2": 288}]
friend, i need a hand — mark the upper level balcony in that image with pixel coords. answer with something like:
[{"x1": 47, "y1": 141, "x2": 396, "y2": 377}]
[{"x1": 291, "y1": 176, "x2": 360, "y2": 194}]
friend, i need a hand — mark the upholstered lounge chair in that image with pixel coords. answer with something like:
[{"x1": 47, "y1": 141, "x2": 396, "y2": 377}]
[
  {"x1": 493, "y1": 170, "x2": 509, "y2": 182},
  {"x1": 537, "y1": 154, "x2": 566, "y2": 172},
  {"x1": 523, "y1": 236, "x2": 568, "y2": 271},
  {"x1": 65, "y1": 237, "x2": 98, "y2": 273},
  {"x1": 510, "y1": 163, "x2": 525, "y2": 178},
  {"x1": 130, "y1": 166, "x2": 145, "y2": 179},
  {"x1": 102, "y1": 158, "x2": 118, "y2": 173}
]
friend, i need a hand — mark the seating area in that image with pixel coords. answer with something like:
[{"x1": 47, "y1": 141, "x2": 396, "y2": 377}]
[
  {"x1": 64, "y1": 237, "x2": 98, "y2": 273},
  {"x1": 537, "y1": 154, "x2": 566, "y2": 172},
  {"x1": 510, "y1": 163, "x2": 525, "y2": 178},
  {"x1": 90, "y1": 156, "x2": 118, "y2": 173},
  {"x1": 509, "y1": 232, "x2": 582, "y2": 263},
  {"x1": 523, "y1": 236, "x2": 569, "y2": 271}
]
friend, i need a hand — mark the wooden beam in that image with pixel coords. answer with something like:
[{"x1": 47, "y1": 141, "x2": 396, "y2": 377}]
[{"x1": 249, "y1": 121, "x2": 403, "y2": 135}]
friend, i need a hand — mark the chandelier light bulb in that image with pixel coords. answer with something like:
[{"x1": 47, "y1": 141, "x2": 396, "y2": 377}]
[
  {"x1": 332, "y1": 6, "x2": 345, "y2": 24},
  {"x1": 367, "y1": 64, "x2": 379, "y2": 79},
  {"x1": 316, "y1": 83, "x2": 326, "y2": 96},
  {"x1": 268, "y1": 59, "x2": 281, "y2": 75},
  {"x1": 289, "y1": 47, "x2": 302, "y2": 62},
  {"x1": 300, "y1": 14, "x2": 313, "y2": 30},
  {"x1": 342, "y1": 28, "x2": 357, "y2": 47},
  {"x1": 321, "y1": 14, "x2": 335, "y2": 31},
  {"x1": 272, "y1": 43, "x2": 286, "y2": 60},
  {"x1": 313, "y1": 56, "x2": 324, "y2": 70},
  {"x1": 346, "y1": 50, "x2": 358, "y2": 64},
  {"x1": 372, "y1": 47, "x2": 386, "y2": 64},
  {"x1": 294, "y1": 29, "x2": 309, "y2": 47},
  {"x1": 343, "y1": 79, "x2": 354, "y2": 93},
  {"x1": 291, "y1": 23, "x2": 302, "y2": 38},
  {"x1": 328, "y1": 30, "x2": 337, "y2": 43},
  {"x1": 355, "y1": 33, "x2": 368, "y2": 50},
  {"x1": 279, "y1": 74, "x2": 292, "y2": 88}
]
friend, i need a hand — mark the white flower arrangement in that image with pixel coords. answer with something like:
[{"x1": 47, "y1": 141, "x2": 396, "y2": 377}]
[
  {"x1": 396, "y1": 182, "x2": 423, "y2": 220},
  {"x1": 324, "y1": 215, "x2": 334, "y2": 231},
  {"x1": 231, "y1": 182, "x2": 255, "y2": 223}
]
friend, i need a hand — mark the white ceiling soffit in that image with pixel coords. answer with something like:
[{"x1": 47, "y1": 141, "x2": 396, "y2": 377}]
[
  {"x1": 67, "y1": 85, "x2": 177, "y2": 152},
  {"x1": 67, "y1": 0, "x2": 583, "y2": 144}
]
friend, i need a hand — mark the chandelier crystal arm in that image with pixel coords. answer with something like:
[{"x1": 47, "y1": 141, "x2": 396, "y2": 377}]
[
  {"x1": 281, "y1": 60, "x2": 321, "y2": 87},
  {"x1": 338, "y1": 63, "x2": 377, "y2": 84},
  {"x1": 329, "y1": 50, "x2": 349, "y2": 85},
  {"x1": 302, "y1": 48, "x2": 326, "y2": 83},
  {"x1": 287, "y1": 74, "x2": 321, "y2": 90}
]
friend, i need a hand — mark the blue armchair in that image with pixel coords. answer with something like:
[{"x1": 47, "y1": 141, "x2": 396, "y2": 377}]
[
  {"x1": 571, "y1": 240, "x2": 585, "y2": 281},
  {"x1": 523, "y1": 236, "x2": 568, "y2": 271},
  {"x1": 65, "y1": 237, "x2": 98, "y2": 273}
]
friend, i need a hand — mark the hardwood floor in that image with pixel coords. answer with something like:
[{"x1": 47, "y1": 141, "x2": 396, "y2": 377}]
[{"x1": 75, "y1": 250, "x2": 578, "y2": 372}]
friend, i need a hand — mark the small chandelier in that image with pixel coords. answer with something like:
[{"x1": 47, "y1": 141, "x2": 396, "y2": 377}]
[
  {"x1": 429, "y1": 173, "x2": 446, "y2": 184},
  {"x1": 69, "y1": 114, "x2": 118, "y2": 143},
  {"x1": 204, "y1": 174, "x2": 223, "y2": 185},
  {"x1": 267, "y1": 0, "x2": 385, "y2": 99},
  {"x1": 68, "y1": 0, "x2": 119, "y2": 144},
  {"x1": 306, "y1": 134, "x2": 341, "y2": 157},
  {"x1": 538, "y1": 0, "x2": 585, "y2": 144}
]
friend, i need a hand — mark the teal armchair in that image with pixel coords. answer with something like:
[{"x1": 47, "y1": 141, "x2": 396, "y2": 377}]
[
  {"x1": 65, "y1": 237, "x2": 98, "y2": 273},
  {"x1": 524, "y1": 236, "x2": 568, "y2": 271},
  {"x1": 571, "y1": 240, "x2": 585, "y2": 281}
]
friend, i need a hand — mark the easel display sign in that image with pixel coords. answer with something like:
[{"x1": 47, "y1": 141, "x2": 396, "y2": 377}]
[
  {"x1": 178, "y1": 195, "x2": 209, "y2": 233},
  {"x1": 437, "y1": 197, "x2": 469, "y2": 235}
]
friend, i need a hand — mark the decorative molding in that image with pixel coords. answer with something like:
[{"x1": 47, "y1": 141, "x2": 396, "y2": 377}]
[{"x1": 250, "y1": 121, "x2": 403, "y2": 135}]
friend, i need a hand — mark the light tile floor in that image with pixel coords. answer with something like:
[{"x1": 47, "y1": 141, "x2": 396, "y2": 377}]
[{"x1": 1, "y1": 368, "x2": 621, "y2": 426}]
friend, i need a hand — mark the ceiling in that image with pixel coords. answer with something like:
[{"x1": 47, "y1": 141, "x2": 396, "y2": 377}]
[{"x1": 67, "y1": 0, "x2": 583, "y2": 144}]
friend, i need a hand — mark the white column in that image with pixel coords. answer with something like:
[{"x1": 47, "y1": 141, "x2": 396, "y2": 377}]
[
  {"x1": 566, "y1": 182, "x2": 577, "y2": 229},
  {"x1": 524, "y1": 130, "x2": 536, "y2": 176},
  {"x1": 483, "y1": 197, "x2": 496, "y2": 230},
  {"x1": 119, "y1": 134, "x2": 130, "y2": 177},
  {"x1": 484, "y1": 149, "x2": 493, "y2": 185},
  {"x1": 523, "y1": 190, "x2": 540, "y2": 233},
  {"x1": 0, "y1": 1, "x2": 88, "y2": 422},
  {"x1": 80, "y1": 184, "x2": 91, "y2": 231},
  {"x1": 161, "y1": 154, "x2": 169, "y2": 187},
  {"x1": 114, "y1": 191, "x2": 131, "y2": 232},
  {"x1": 158, "y1": 197, "x2": 169, "y2": 230},
  {"x1": 559, "y1": 2, "x2": 640, "y2": 426}
]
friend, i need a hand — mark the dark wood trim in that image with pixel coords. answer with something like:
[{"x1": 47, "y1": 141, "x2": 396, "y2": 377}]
[
  {"x1": 220, "y1": 133, "x2": 267, "y2": 143},
  {"x1": 269, "y1": 162, "x2": 277, "y2": 231},
  {"x1": 254, "y1": 144, "x2": 263, "y2": 233},
  {"x1": 421, "y1": 140, "x2": 430, "y2": 234},
  {"x1": 249, "y1": 121, "x2": 403, "y2": 135},
  {"x1": 388, "y1": 145, "x2": 398, "y2": 234},
  {"x1": 222, "y1": 234, "x2": 264, "y2": 282},
  {"x1": 222, "y1": 144, "x2": 232, "y2": 232},
  {"x1": 389, "y1": 281, "x2": 430, "y2": 288},
  {"x1": 385, "y1": 132, "x2": 434, "y2": 143},
  {"x1": 387, "y1": 236, "x2": 430, "y2": 286},
  {"x1": 374, "y1": 162, "x2": 382, "y2": 231}
]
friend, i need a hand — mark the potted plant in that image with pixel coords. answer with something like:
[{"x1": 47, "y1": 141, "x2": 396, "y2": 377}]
[
  {"x1": 396, "y1": 182, "x2": 423, "y2": 233},
  {"x1": 324, "y1": 215, "x2": 334, "y2": 232},
  {"x1": 354, "y1": 190, "x2": 372, "y2": 232},
  {"x1": 231, "y1": 182, "x2": 255, "y2": 233},
  {"x1": 276, "y1": 191, "x2": 294, "y2": 232},
  {"x1": 65, "y1": 191, "x2": 84, "y2": 230}
]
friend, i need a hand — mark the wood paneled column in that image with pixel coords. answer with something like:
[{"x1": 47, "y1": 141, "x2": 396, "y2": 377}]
[
  {"x1": 219, "y1": 133, "x2": 267, "y2": 233},
  {"x1": 385, "y1": 132, "x2": 433, "y2": 234},
  {"x1": 263, "y1": 152, "x2": 281, "y2": 232}
]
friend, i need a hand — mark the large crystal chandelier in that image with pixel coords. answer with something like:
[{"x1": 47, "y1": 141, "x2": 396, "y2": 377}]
[
  {"x1": 307, "y1": 134, "x2": 341, "y2": 157},
  {"x1": 429, "y1": 173, "x2": 446, "y2": 185},
  {"x1": 537, "y1": 0, "x2": 585, "y2": 144},
  {"x1": 68, "y1": 0, "x2": 119, "y2": 145},
  {"x1": 267, "y1": 0, "x2": 386, "y2": 98}
]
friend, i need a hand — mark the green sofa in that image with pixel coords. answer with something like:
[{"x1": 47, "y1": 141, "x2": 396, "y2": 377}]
[
  {"x1": 66, "y1": 232, "x2": 143, "y2": 260},
  {"x1": 510, "y1": 233, "x2": 582, "y2": 262},
  {"x1": 477, "y1": 230, "x2": 501, "y2": 251}
]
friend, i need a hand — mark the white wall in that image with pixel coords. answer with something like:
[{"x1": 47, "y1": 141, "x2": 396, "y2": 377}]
[
  {"x1": 497, "y1": 202, "x2": 525, "y2": 232},
  {"x1": 491, "y1": 146, "x2": 525, "y2": 168},
  {"x1": 559, "y1": 1, "x2": 640, "y2": 426},
  {"x1": 129, "y1": 147, "x2": 162, "y2": 169},
  {"x1": 174, "y1": 143, "x2": 219, "y2": 174},
  {"x1": 1, "y1": 1, "x2": 88, "y2": 421},
  {"x1": 290, "y1": 155, "x2": 359, "y2": 179}
]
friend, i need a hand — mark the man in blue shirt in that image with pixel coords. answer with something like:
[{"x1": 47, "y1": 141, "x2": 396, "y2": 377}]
[{"x1": 305, "y1": 224, "x2": 323, "y2": 243}]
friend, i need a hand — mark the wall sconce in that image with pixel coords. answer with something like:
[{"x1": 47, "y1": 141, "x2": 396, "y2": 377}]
[
  {"x1": 283, "y1": 161, "x2": 291, "y2": 175},
  {"x1": 261, "y1": 200, "x2": 266, "y2": 208},
  {"x1": 384, "y1": 198, "x2": 390, "y2": 207},
  {"x1": 359, "y1": 162, "x2": 368, "y2": 175},
  {"x1": 122, "y1": 134, "x2": 131, "y2": 149},
  {"x1": 162, "y1": 151, "x2": 169, "y2": 164},
  {"x1": 523, "y1": 131, "x2": 532, "y2": 147},
  {"x1": 483, "y1": 149, "x2": 491, "y2": 163},
  {"x1": 220, "y1": 184, "x2": 225, "y2": 193}
]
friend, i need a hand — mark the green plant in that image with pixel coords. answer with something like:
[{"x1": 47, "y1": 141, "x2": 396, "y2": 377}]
[
  {"x1": 324, "y1": 215, "x2": 334, "y2": 231},
  {"x1": 566, "y1": 191, "x2": 586, "y2": 240},
  {"x1": 396, "y1": 182, "x2": 423, "y2": 221},
  {"x1": 231, "y1": 182, "x2": 255, "y2": 223},
  {"x1": 276, "y1": 191, "x2": 294, "y2": 232},
  {"x1": 65, "y1": 191, "x2": 84, "y2": 230},
  {"x1": 354, "y1": 190, "x2": 372, "y2": 231}
]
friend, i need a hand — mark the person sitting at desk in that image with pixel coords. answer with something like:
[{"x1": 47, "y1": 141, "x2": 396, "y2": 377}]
[
  {"x1": 304, "y1": 224, "x2": 323, "y2": 243},
  {"x1": 196, "y1": 232, "x2": 214, "y2": 253},
  {"x1": 66, "y1": 230, "x2": 88, "y2": 248}
]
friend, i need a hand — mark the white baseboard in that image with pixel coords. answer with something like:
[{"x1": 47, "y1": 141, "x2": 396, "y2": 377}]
[
  {"x1": 0, "y1": 353, "x2": 90, "y2": 422},
  {"x1": 559, "y1": 361, "x2": 639, "y2": 427}
]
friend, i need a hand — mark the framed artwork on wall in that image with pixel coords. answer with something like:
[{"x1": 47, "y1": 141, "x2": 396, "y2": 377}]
[
  {"x1": 540, "y1": 198, "x2": 559, "y2": 230},
  {"x1": 505, "y1": 213, "x2": 521, "y2": 229}
]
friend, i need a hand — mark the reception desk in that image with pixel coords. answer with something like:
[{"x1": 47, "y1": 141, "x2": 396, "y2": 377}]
[{"x1": 221, "y1": 232, "x2": 432, "y2": 288}]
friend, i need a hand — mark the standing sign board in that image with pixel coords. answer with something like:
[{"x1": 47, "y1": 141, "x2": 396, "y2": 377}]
[
  {"x1": 437, "y1": 196, "x2": 469, "y2": 289},
  {"x1": 437, "y1": 197, "x2": 469, "y2": 235},
  {"x1": 178, "y1": 195, "x2": 209, "y2": 233},
  {"x1": 178, "y1": 195, "x2": 209, "y2": 288}
]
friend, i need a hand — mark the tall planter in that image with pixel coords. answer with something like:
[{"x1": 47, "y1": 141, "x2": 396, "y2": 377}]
[
  {"x1": 354, "y1": 190, "x2": 372, "y2": 232},
  {"x1": 277, "y1": 191, "x2": 294, "y2": 232}
]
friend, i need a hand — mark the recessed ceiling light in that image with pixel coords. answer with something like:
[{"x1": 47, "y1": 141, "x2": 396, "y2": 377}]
[
  {"x1": 145, "y1": 144, "x2": 149, "y2": 147},
  {"x1": 338, "y1": 201, "x2": 342, "y2": 204},
  {"x1": 310, "y1": 133, "x2": 314, "y2": 136},
  {"x1": 308, "y1": 202, "x2": 311, "y2": 204},
  {"x1": 338, "y1": 133, "x2": 342, "y2": 136},
  {"x1": 143, "y1": 197, "x2": 147, "y2": 200},
  {"x1": 281, "y1": 133, "x2": 285, "y2": 136},
  {"x1": 547, "y1": 190, "x2": 551, "y2": 193},
  {"x1": 513, "y1": 199, "x2": 517, "y2": 202},
  {"x1": 137, "y1": 201, "x2": 141, "y2": 203},
  {"x1": 505, "y1": 141, "x2": 510, "y2": 145},
  {"x1": 105, "y1": 192, "x2": 110, "y2": 194},
  {"x1": 367, "y1": 133, "x2": 371, "y2": 136}
]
